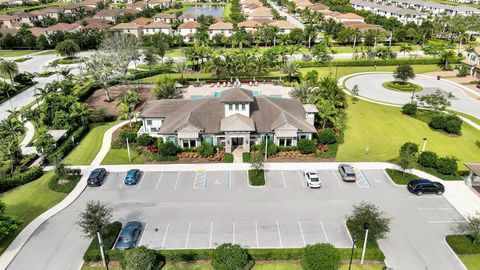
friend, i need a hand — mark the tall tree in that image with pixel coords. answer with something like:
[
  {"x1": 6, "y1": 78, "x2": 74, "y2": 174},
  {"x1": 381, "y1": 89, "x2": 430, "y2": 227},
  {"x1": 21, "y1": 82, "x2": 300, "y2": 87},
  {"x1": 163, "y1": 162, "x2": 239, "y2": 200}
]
[
  {"x1": 393, "y1": 64, "x2": 415, "y2": 84},
  {"x1": 0, "y1": 59, "x2": 19, "y2": 86},
  {"x1": 55, "y1": 39, "x2": 81, "y2": 58}
]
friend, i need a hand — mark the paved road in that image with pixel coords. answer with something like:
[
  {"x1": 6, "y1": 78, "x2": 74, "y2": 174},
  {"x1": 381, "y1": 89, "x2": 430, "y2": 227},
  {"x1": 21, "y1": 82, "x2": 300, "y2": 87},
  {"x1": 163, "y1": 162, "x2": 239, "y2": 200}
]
[
  {"x1": 7, "y1": 168, "x2": 465, "y2": 270},
  {"x1": 343, "y1": 73, "x2": 480, "y2": 119},
  {"x1": 266, "y1": 0, "x2": 305, "y2": 29}
]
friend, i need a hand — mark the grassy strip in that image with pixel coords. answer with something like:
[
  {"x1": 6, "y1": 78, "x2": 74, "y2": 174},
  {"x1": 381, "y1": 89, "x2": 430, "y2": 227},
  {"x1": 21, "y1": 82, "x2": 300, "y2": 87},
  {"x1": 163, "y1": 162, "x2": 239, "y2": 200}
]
[
  {"x1": 385, "y1": 169, "x2": 419, "y2": 185},
  {"x1": 249, "y1": 169, "x2": 265, "y2": 186},
  {"x1": 101, "y1": 149, "x2": 145, "y2": 165},
  {"x1": 0, "y1": 2, "x2": 65, "y2": 14},
  {"x1": 64, "y1": 122, "x2": 118, "y2": 165},
  {"x1": 223, "y1": 2, "x2": 232, "y2": 19},
  {"x1": 0, "y1": 172, "x2": 66, "y2": 255},
  {"x1": 0, "y1": 50, "x2": 36, "y2": 57},
  {"x1": 382, "y1": 81, "x2": 423, "y2": 92},
  {"x1": 446, "y1": 235, "x2": 480, "y2": 270}
]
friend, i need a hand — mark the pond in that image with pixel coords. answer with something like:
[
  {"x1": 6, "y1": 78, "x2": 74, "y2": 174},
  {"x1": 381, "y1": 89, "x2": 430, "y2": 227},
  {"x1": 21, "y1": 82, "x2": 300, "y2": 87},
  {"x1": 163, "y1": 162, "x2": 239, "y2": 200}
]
[{"x1": 186, "y1": 4, "x2": 225, "y2": 17}]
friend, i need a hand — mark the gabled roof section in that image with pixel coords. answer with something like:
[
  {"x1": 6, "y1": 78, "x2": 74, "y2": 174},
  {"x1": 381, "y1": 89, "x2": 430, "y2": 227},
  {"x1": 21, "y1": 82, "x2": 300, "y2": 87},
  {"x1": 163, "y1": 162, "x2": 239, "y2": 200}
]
[
  {"x1": 220, "y1": 114, "x2": 255, "y2": 132},
  {"x1": 271, "y1": 111, "x2": 300, "y2": 130},
  {"x1": 178, "y1": 21, "x2": 200, "y2": 29},
  {"x1": 174, "y1": 112, "x2": 204, "y2": 131},
  {"x1": 219, "y1": 88, "x2": 254, "y2": 103}
]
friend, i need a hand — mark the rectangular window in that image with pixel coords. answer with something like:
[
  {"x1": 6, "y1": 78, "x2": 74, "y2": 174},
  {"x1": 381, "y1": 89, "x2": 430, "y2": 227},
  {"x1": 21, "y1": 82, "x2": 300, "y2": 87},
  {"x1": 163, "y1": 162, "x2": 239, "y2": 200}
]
[
  {"x1": 190, "y1": 139, "x2": 196, "y2": 148},
  {"x1": 183, "y1": 140, "x2": 189, "y2": 148},
  {"x1": 235, "y1": 103, "x2": 239, "y2": 110},
  {"x1": 286, "y1": 138, "x2": 292, "y2": 146},
  {"x1": 150, "y1": 127, "x2": 157, "y2": 132},
  {"x1": 241, "y1": 103, "x2": 245, "y2": 110},
  {"x1": 146, "y1": 120, "x2": 152, "y2": 125},
  {"x1": 279, "y1": 138, "x2": 285, "y2": 146},
  {"x1": 229, "y1": 104, "x2": 233, "y2": 110}
]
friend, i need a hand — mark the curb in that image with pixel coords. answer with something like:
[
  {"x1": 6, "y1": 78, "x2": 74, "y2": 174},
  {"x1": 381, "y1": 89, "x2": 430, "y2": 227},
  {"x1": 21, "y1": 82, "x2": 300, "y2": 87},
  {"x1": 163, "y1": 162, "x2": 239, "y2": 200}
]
[{"x1": 443, "y1": 237, "x2": 469, "y2": 270}]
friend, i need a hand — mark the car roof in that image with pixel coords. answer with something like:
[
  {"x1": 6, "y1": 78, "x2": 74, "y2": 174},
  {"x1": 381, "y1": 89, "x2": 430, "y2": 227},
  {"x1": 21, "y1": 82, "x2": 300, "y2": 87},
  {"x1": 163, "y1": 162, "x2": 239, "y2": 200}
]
[
  {"x1": 410, "y1": 179, "x2": 432, "y2": 184},
  {"x1": 306, "y1": 171, "x2": 317, "y2": 174},
  {"x1": 125, "y1": 221, "x2": 141, "y2": 228}
]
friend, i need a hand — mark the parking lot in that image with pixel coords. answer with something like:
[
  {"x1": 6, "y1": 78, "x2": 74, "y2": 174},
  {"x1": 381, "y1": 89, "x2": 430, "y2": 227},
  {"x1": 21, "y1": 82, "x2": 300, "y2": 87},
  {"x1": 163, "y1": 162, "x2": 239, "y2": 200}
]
[{"x1": 8, "y1": 168, "x2": 466, "y2": 270}]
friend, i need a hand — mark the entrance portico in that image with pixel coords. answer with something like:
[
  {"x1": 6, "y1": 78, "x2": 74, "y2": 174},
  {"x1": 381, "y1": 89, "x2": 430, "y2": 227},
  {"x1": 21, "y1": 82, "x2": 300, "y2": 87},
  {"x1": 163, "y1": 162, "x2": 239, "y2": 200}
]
[{"x1": 225, "y1": 132, "x2": 250, "y2": 153}]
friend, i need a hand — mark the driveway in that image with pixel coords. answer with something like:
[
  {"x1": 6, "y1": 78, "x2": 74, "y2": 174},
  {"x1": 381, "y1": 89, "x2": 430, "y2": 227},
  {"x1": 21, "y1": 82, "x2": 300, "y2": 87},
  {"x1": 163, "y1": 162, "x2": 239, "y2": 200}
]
[
  {"x1": 7, "y1": 168, "x2": 465, "y2": 270},
  {"x1": 342, "y1": 73, "x2": 480, "y2": 119}
]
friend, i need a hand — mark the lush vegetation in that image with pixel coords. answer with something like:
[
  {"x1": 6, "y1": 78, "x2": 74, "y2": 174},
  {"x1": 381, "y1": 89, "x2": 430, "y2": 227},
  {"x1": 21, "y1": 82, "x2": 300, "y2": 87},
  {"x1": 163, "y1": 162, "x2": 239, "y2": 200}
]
[
  {"x1": 385, "y1": 168, "x2": 420, "y2": 185},
  {"x1": 382, "y1": 81, "x2": 423, "y2": 92}
]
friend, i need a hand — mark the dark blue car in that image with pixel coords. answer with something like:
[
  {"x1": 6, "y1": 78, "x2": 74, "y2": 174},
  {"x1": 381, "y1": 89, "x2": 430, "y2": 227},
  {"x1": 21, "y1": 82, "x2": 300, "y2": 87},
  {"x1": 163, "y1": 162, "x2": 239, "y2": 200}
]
[
  {"x1": 124, "y1": 169, "x2": 141, "y2": 185},
  {"x1": 114, "y1": 221, "x2": 142, "y2": 250}
]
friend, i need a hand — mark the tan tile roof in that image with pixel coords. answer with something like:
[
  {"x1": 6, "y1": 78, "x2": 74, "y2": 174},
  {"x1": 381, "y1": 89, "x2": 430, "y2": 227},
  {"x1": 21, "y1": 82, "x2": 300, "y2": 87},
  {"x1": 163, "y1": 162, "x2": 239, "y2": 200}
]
[
  {"x1": 94, "y1": 9, "x2": 122, "y2": 17},
  {"x1": 0, "y1": 14, "x2": 17, "y2": 21},
  {"x1": 307, "y1": 3, "x2": 328, "y2": 10},
  {"x1": 248, "y1": 7, "x2": 272, "y2": 17},
  {"x1": 144, "y1": 21, "x2": 171, "y2": 28},
  {"x1": 29, "y1": 27, "x2": 46, "y2": 37},
  {"x1": 209, "y1": 21, "x2": 233, "y2": 30},
  {"x1": 149, "y1": 0, "x2": 171, "y2": 4},
  {"x1": 336, "y1": 12, "x2": 364, "y2": 19},
  {"x1": 127, "y1": 1, "x2": 147, "y2": 8},
  {"x1": 178, "y1": 21, "x2": 200, "y2": 29},
  {"x1": 83, "y1": 21, "x2": 112, "y2": 30},
  {"x1": 154, "y1": 13, "x2": 176, "y2": 19},
  {"x1": 474, "y1": 47, "x2": 480, "y2": 55},
  {"x1": 46, "y1": 23, "x2": 79, "y2": 32},
  {"x1": 131, "y1": 17, "x2": 151, "y2": 25},
  {"x1": 112, "y1": 22, "x2": 143, "y2": 29},
  {"x1": 238, "y1": 19, "x2": 262, "y2": 28},
  {"x1": 179, "y1": 12, "x2": 198, "y2": 19},
  {"x1": 269, "y1": 20, "x2": 296, "y2": 29},
  {"x1": 252, "y1": 18, "x2": 274, "y2": 25}
]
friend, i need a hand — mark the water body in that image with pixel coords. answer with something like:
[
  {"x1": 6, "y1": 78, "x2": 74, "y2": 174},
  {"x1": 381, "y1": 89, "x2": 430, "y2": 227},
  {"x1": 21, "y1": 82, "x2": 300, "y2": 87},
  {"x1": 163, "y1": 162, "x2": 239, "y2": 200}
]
[{"x1": 186, "y1": 4, "x2": 224, "y2": 17}]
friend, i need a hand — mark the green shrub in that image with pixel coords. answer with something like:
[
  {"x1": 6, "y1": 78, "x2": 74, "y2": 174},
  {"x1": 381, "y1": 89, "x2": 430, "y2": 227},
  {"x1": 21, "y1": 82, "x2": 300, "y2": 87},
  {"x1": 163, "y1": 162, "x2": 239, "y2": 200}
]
[
  {"x1": 124, "y1": 246, "x2": 164, "y2": 270},
  {"x1": 435, "y1": 156, "x2": 458, "y2": 175},
  {"x1": 48, "y1": 174, "x2": 81, "y2": 193},
  {"x1": 136, "y1": 134, "x2": 155, "y2": 146},
  {"x1": 446, "y1": 235, "x2": 480, "y2": 255},
  {"x1": 224, "y1": 153, "x2": 233, "y2": 163},
  {"x1": 429, "y1": 115, "x2": 447, "y2": 130},
  {"x1": 318, "y1": 128, "x2": 337, "y2": 145},
  {"x1": 402, "y1": 102, "x2": 417, "y2": 115},
  {"x1": 196, "y1": 142, "x2": 214, "y2": 157},
  {"x1": 83, "y1": 221, "x2": 122, "y2": 262},
  {"x1": 46, "y1": 125, "x2": 89, "y2": 164},
  {"x1": 118, "y1": 129, "x2": 137, "y2": 144},
  {"x1": 445, "y1": 114, "x2": 462, "y2": 135},
  {"x1": 242, "y1": 152, "x2": 251, "y2": 162},
  {"x1": 248, "y1": 169, "x2": 265, "y2": 186},
  {"x1": 297, "y1": 139, "x2": 317, "y2": 154},
  {"x1": 158, "y1": 141, "x2": 178, "y2": 156},
  {"x1": 277, "y1": 146, "x2": 298, "y2": 152},
  {"x1": 302, "y1": 243, "x2": 341, "y2": 270},
  {"x1": 212, "y1": 243, "x2": 253, "y2": 270},
  {"x1": 259, "y1": 139, "x2": 278, "y2": 156},
  {"x1": 399, "y1": 142, "x2": 419, "y2": 156},
  {"x1": 385, "y1": 168, "x2": 419, "y2": 185},
  {"x1": 0, "y1": 166, "x2": 43, "y2": 193},
  {"x1": 417, "y1": 151, "x2": 438, "y2": 168},
  {"x1": 297, "y1": 57, "x2": 460, "y2": 68}
]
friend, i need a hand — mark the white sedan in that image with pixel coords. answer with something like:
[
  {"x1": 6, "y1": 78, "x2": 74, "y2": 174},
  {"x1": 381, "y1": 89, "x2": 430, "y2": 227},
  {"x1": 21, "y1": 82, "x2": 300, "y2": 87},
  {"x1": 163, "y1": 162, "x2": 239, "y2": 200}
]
[{"x1": 304, "y1": 171, "x2": 322, "y2": 188}]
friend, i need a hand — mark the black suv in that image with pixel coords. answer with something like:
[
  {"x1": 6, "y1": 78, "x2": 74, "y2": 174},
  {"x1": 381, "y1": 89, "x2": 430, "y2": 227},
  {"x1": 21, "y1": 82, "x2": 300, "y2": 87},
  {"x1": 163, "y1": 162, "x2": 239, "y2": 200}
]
[
  {"x1": 407, "y1": 179, "x2": 445, "y2": 196},
  {"x1": 87, "y1": 168, "x2": 107, "y2": 187}
]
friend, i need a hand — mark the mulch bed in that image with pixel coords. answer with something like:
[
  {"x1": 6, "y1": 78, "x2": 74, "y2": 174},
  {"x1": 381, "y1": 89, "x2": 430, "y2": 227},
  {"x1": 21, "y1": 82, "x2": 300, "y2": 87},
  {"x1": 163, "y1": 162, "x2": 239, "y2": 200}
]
[{"x1": 84, "y1": 84, "x2": 155, "y2": 117}]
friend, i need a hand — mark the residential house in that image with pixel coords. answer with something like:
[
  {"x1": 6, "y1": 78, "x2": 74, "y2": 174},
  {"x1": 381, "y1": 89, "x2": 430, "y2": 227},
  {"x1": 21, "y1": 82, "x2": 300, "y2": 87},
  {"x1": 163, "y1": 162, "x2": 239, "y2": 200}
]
[
  {"x1": 45, "y1": 23, "x2": 81, "y2": 35},
  {"x1": 340, "y1": 21, "x2": 376, "y2": 32},
  {"x1": 83, "y1": 0, "x2": 106, "y2": 8},
  {"x1": 177, "y1": 21, "x2": 200, "y2": 42},
  {"x1": 29, "y1": 27, "x2": 47, "y2": 37},
  {"x1": 179, "y1": 12, "x2": 199, "y2": 22},
  {"x1": 62, "y1": 3, "x2": 82, "y2": 14},
  {"x1": 74, "y1": 17, "x2": 112, "y2": 30},
  {"x1": 247, "y1": 7, "x2": 274, "y2": 20},
  {"x1": 111, "y1": 22, "x2": 143, "y2": 38},
  {"x1": 238, "y1": 19, "x2": 262, "y2": 33},
  {"x1": 334, "y1": 12, "x2": 364, "y2": 23},
  {"x1": 15, "y1": 12, "x2": 41, "y2": 26},
  {"x1": 148, "y1": 0, "x2": 172, "y2": 8},
  {"x1": 269, "y1": 20, "x2": 297, "y2": 34},
  {"x1": 138, "y1": 88, "x2": 317, "y2": 153},
  {"x1": 0, "y1": 14, "x2": 20, "y2": 28},
  {"x1": 93, "y1": 9, "x2": 140, "y2": 22},
  {"x1": 350, "y1": 0, "x2": 427, "y2": 24},
  {"x1": 154, "y1": 13, "x2": 176, "y2": 23},
  {"x1": 130, "y1": 17, "x2": 152, "y2": 25},
  {"x1": 143, "y1": 21, "x2": 172, "y2": 35},
  {"x1": 306, "y1": 3, "x2": 329, "y2": 11},
  {"x1": 126, "y1": 1, "x2": 148, "y2": 11},
  {"x1": 462, "y1": 47, "x2": 480, "y2": 79},
  {"x1": 208, "y1": 21, "x2": 233, "y2": 38}
]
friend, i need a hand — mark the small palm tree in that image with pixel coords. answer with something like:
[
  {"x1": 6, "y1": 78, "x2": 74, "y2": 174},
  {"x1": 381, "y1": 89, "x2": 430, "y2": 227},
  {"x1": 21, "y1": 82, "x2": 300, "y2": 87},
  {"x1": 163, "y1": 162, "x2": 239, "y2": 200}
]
[
  {"x1": 290, "y1": 82, "x2": 313, "y2": 103},
  {"x1": 317, "y1": 100, "x2": 338, "y2": 129},
  {"x1": 281, "y1": 62, "x2": 299, "y2": 82},
  {"x1": 0, "y1": 59, "x2": 19, "y2": 86},
  {"x1": 175, "y1": 62, "x2": 188, "y2": 82},
  {"x1": 154, "y1": 77, "x2": 182, "y2": 99}
]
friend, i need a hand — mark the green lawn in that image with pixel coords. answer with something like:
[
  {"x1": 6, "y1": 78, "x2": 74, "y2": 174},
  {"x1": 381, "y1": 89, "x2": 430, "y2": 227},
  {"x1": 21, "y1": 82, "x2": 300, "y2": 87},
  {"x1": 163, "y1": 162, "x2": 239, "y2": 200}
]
[
  {"x1": 0, "y1": 2, "x2": 65, "y2": 14},
  {"x1": 0, "y1": 50, "x2": 36, "y2": 57},
  {"x1": 460, "y1": 254, "x2": 480, "y2": 270},
  {"x1": 35, "y1": 50, "x2": 58, "y2": 56},
  {"x1": 337, "y1": 99, "x2": 480, "y2": 169},
  {"x1": 0, "y1": 172, "x2": 66, "y2": 254},
  {"x1": 101, "y1": 149, "x2": 145, "y2": 165},
  {"x1": 64, "y1": 122, "x2": 118, "y2": 165},
  {"x1": 429, "y1": 0, "x2": 480, "y2": 8},
  {"x1": 223, "y1": 2, "x2": 232, "y2": 19},
  {"x1": 454, "y1": 111, "x2": 480, "y2": 127},
  {"x1": 137, "y1": 72, "x2": 214, "y2": 83}
]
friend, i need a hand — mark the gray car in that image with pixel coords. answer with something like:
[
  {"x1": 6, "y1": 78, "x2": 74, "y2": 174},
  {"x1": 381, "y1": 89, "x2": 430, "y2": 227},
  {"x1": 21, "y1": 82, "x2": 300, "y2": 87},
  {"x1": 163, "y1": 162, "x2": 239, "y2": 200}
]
[
  {"x1": 114, "y1": 221, "x2": 142, "y2": 250},
  {"x1": 338, "y1": 164, "x2": 356, "y2": 182}
]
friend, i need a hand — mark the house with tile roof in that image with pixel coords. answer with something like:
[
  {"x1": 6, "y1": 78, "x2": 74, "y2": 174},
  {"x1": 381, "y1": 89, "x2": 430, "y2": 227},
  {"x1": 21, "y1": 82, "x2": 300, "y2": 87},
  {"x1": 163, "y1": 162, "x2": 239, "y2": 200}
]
[
  {"x1": 208, "y1": 21, "x2": 233, "y2": 38},
  {"x1": 179, "y1": 12, "x2": 199, "y2": 22},
  {"x1": 247, "y1": 7, "x2": 274, "y2": 20},
  {"x1": 177, "y1": 21, "x2": 201, "y2": 42},
  {"x1": 111, "y1": 22, "x2": 143, "y2": 37},
  {"x1": 143, "y1": 21, "x2": 172, "y2": 35},
  {"x1": 138, "y1": 88, "x2": 318, "y2": 153},
  {"x1": 130, "y1": 17, "x2": 152, "y2": 25},
  {"x1": 148, "y1": 0, "x2": 171, "y2": 8},
  {"x1": 45, "y1": 23, "x2": 81, "y2": 35},
  {"x1": 154, "y1": 13, "x2": 176, "y2": 23},
  {"x1": 238, "y1": 19, "x2": 262, "y2": 33},
  {"x1": 462, "y1": 47, "x2": 480, "y2": 79},
  {"x1": 126, "y1": 0, "x2": 148, "y2": 11},
  {"x1": 334, "y1": 12, "x2": 364, "y2": 23},
  {"x1": 0, "y1": 14, "x2": 20, "y2": 28},
  {"x1": 269, "y1": 20, "x2": 297, "y2": 34}
]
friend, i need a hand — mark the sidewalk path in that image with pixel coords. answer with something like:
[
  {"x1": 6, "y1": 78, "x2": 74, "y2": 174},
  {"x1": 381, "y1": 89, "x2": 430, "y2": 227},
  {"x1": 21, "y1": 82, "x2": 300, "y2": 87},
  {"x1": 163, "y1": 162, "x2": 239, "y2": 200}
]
[
  {"x1": 19, "y1": 121, "x2": 37, "y2": 155},
  {"x1": 267, "y1": 0, "x2": 305, "y2": 29}
]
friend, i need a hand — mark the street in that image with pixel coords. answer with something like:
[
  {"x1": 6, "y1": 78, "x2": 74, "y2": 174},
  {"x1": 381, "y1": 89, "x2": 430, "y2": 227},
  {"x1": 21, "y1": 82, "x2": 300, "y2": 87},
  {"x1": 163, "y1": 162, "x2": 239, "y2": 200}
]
[{"x1": 7, "y1": 168, "x2": 465, "y2": 270}]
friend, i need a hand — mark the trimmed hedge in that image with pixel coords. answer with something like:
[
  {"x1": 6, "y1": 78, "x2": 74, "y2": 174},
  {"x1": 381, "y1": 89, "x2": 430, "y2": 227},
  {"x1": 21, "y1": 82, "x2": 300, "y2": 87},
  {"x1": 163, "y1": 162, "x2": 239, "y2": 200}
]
[
  {"x1": 248, "y1": 169, "x2": 265, "y2": 186},
  {"x1": 0, "y1": 166, "x2": 43, "y2": 193},
  {"x1": 83, "y1": 221, "x2": 122, "y2": 262},
  {"x1": 242, "y1": 152, "x2": 251, "y2": 163},
  {"x1": 46, "y1": 125, "x2": 90, "y2": 164},
  {"x1": 224, "y1": 153, "x2": 233, "y2": 163},
  {"x1": 297, "y1": 57, "x2": 461, "y2": 68},
  {"x1": 446, "y1": 235, "x2": 480, "y2": 255},
  {"x1": 48, "y1": 174, "x2": 81, "y2": 193}
]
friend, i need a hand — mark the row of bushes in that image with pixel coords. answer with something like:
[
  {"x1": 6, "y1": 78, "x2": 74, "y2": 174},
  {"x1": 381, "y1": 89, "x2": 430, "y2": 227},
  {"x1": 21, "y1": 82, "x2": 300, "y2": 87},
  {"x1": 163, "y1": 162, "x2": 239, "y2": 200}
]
[
  {"x1": 417, "y1": 151, "x2": 458, "y2": 175},
  {"x1": 429, "y1": 114, "x2": 462, "y2": 135},
  {"x1": 0, "y1": 166, "x2": 43, "y2": 193},
  {"x1": 297, "y1": 57, "x2": 461, "y2": 68},
  {"x1": 45, "y1": 125, "x2": 90, "y2": 164},
  {"x1": 48, "y1": 173, "x2": 82, "y2": 193}
]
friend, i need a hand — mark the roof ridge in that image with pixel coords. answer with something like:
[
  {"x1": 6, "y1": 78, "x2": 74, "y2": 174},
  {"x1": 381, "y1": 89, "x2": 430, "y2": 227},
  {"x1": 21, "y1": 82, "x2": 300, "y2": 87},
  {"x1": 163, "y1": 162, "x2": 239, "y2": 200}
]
[{"x1": 262, "y1": 97, "x2": 305, "y2": 130}]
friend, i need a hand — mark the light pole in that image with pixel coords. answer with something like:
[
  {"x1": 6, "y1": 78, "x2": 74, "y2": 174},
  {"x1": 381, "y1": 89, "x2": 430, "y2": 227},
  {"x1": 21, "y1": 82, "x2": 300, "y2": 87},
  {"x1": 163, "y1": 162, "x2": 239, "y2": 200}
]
[
  {"x1": 264, "y1": 134, "x2": 268, "y2": 160},
  {"x1": 360, "y1": 223, "x2": 369, "y2": 265},
  {"x1": 97, "y1": 231, "x2": 109, "y2": 270},
  {"x1": 422, "y1": 137, "x2": 428, "y2": 152},
  {"x1": 126, "y1": 137, "x2": 131, "y2": 163},
  {"x1": 348, "y1": 236, "x2": 357, "y2": 270}
]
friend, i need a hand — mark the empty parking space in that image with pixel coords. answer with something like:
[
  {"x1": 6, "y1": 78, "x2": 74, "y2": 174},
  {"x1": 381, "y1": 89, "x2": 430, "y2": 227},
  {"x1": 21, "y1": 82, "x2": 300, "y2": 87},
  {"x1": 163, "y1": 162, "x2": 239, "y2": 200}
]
[
  {"x1": 99, "y1": 172, "x2": 125, "y2": 190},
  {"x1": 156, "y1": 171, "x2": 179, "y2": 190},
  {"x1": 265, "y1": 170, "x2": 285, "y2": 189}
]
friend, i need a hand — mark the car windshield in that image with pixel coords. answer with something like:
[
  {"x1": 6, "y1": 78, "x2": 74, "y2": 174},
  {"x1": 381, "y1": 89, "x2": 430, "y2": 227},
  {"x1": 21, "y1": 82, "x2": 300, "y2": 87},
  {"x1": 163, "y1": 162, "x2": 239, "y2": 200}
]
[
  {"x1": 310, "y1": 177, "x2": 319, "y2": 182},
  {"x1": 119, "y1": 236, "x2": 131, "y2": 242}
]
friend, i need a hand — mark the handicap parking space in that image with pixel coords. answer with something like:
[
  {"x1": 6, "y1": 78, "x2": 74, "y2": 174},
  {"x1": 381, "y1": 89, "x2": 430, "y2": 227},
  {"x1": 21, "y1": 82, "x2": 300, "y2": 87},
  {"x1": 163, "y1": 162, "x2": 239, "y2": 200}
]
[{"x1": 206, "y1": 171, "x2": 230, "y2": 190}]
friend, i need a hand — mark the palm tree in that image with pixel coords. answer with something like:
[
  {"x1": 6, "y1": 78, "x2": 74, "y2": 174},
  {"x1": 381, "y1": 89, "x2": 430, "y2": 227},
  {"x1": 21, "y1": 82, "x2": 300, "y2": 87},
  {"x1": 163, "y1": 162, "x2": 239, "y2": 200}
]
[
  {"x1": 281, "y1": 62, "x2": 299, "y2": 82},
  {"x1": 290, "y1": 81, "x2": 313, "y2": 103},
  {"x1": 0, "y1": 81, "x2": 14, "y2": 100},
  {"x1": 154, "y1": 77, "x2": 182, "y2": 99},
  {"x1": 0, "y1": 59, "x2": 18, "y2": 86},
  {"x1": 439, "y1": 50, "x2": 456, "y2": 70},
  {"x1": 47, "y1": 61, "x2": 60, "y2": 80},
  {"x1": 70, "y1": 102, "x2": 92, "y2": 126},
  {"x1": 400, "y1": 43, "x2": 413, "y2": 57},
  {"x1": 351, "y1": 28, "x2": 362, "y2": 48},
  {"x1": 317, "y1": 77, "x2": 347, "y2": 108},
  {"x1": 175, "y1": 62, "x2": 188, "y2": 82},
  {"x1": 59, "y1": 67, "x2": 73, "y2": 81},
  {"x1": 0, "y1": 116, "x2": 24, "y2": 139},
  {"x1": 304, "y1": 24, "x2": 316, "y2": 49},
  {"x1": 316, "y1": 100, "x2": 337, "y2": 129}
]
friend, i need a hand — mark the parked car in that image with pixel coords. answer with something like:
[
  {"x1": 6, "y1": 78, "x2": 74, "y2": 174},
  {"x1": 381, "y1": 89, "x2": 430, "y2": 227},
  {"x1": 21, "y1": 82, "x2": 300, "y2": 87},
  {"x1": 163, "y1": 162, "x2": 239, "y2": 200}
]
[
  {"x1": 304, "y1": 171, "x2": 322, "y2": 188},
  {"x1": 476, "y1": 82, "x2": 480, "y2": 89},
  {"x1": 407, "y1": 179, "x2": 445, "y2": 196},
  {"x1": 338, "y1": 164, "x2": 356, "y2": 182},
  {"x1": 124, "y1": 169, "x2": 141, "y2": 185},
  {"x1": 114, "y1": 221, "x2": 142, "y2": 250},
  {"x1": 87, "y1": 168, "x2": 107, "y2": 187}
]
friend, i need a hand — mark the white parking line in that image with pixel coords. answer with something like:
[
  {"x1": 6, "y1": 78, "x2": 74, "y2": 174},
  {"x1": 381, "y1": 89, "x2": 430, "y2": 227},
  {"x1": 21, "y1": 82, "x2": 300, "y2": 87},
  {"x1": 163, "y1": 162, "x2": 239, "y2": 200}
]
[
  {"x1": 232, "y1": 222, "x2": 236, "y2": 244},
  {"x1": 255, "y1": 221, "x2": 259, "y2": 248},
  {"x1": 209, "y1": 222, "x2": 213, "y2": 248},
  {"x1": 330, "y1": 171, "x2": 342, "y2": 188},
  {"x1": 320, "y1": 221, "x2": 329, "y2": 243},
  {"x1": 418, "y1": 207, "x2": 453, "y2": 210},
  {"x1": 137, "y1": 175, "x2": 144, "y2": 190},
  {"x1": 155, "y1": 172, "x2": 164, "y2": 189},
  {"x1": 119, "y1": 178, "x2": 124, "y2": 189},
  {"x1": 161, "y1": 223, "x2": 169, "y2": 249},
  {"x1": 428, "y1": 220, "x2": 467, "y2": 224},
  {"x1": 297, "y1": 171, "x2": 306, "y2": 188},
  {"x1": 281, "y1": 171, "x2": 287, "y2": 188},
  {"x1": 174, "y1": 172, "x2": 181, "y2": 189},
  {"x1": 298, "y1": 221, "x2": 306, "y2": 246},
  {"x1": 276, "y1": 221, "x2": 283, "y2": 248},
  {"x1": 138, "y1": 223, "x2": 147, "y2": 246},
  {"x1": 185, "y1": 222, "x2": 192, "y2": 248}
]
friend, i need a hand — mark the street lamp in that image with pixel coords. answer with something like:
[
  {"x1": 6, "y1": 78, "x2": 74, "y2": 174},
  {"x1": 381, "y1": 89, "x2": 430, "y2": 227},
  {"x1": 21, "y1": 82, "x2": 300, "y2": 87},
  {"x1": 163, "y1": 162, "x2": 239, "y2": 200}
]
[
  {"x1": 360, "y1": 223, "x2": 369, "y2": 265},
  {"x1": 422, "y1": 137, "x2": 428, "y2": 152},
  {"x1": 348, "y1": 236, "x2": 357, "y2": 270}
]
